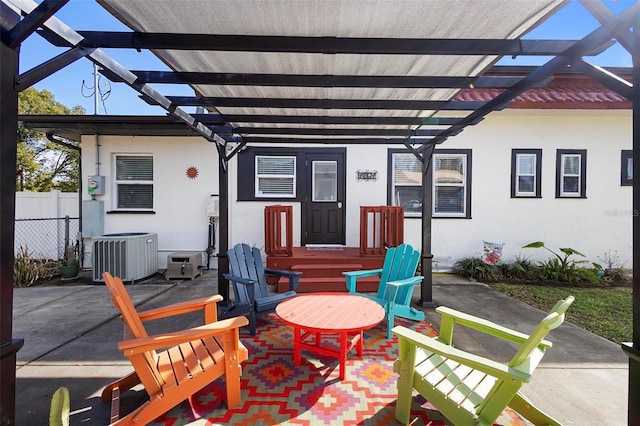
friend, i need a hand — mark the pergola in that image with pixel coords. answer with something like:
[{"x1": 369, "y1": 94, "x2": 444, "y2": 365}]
[{"x1": 1, "y1": 0, "x2": 638, "y2": 424}]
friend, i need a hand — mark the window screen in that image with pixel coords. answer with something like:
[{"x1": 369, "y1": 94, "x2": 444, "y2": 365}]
[
  {"x1": 510, "y1": 149, "x2": 542, "y2": 198},
  {"x1": 561, "y1": 154, "x2": 581, "y2": 195},
  {"x1": 115, "y1": 155, "x2": 153, "y2": 209},
  {"x1": 255, "y1": 156, "x2": 296, "y2": 197},
  {"x1": 516, "y1": 154, "x2": 536, "y2": 195},
  {"x1": 392, "y1": 153, "x2": 423, "y2": 216},
  {"x1": 556, "y1": 149, "x2": 586, "y2": 198},
  {"x1": 621, "y1": 150, "x2": 633, "y2": 186},
  {"x1": 434, "y1": 154, "x2": 466, "y2": 216},
  {"x1": 389, "y1": 149, "x2": 471, "y2": 218}
]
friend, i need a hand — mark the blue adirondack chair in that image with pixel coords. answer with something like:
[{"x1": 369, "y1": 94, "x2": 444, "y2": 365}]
[
  {"x1": 224, "y1": 243, "x2": 301, "y2": 335},
  {"x1": 343, "y1": 243, "x2": 424, "y2": 338}
]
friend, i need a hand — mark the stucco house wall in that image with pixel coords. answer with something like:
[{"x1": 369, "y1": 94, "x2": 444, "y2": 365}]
[
  {"x1": 81, "y1": 135, "x2": 220, "y2": 267},
  {"x1": 423, "y1": 108, "x2": 632, "y2": 269},
  {"x1": 80, "y1": 108, "x2": 632, "y2": 271}
]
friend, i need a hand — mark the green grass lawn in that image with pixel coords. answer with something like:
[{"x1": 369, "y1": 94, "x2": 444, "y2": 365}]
[{"x1": 488, "y1": 283, "x2": 632, "y2": 345}]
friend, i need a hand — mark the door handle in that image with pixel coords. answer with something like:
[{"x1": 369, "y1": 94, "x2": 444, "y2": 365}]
[{"x1": 338, "y1": 202, "x2": 342, "y2": 208}]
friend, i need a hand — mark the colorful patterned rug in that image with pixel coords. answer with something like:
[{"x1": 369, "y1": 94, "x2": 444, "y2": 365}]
[{"x1": 149, "y1": 313, "x2": 528, "y2": 425}]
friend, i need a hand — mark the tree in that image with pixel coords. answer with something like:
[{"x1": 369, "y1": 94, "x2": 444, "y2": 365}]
[{"x1": 17, "y1": 88, "x2": 84, "y2": 192}]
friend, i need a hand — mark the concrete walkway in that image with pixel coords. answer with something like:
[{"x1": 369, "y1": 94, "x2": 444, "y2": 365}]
[{"x1": 12, "y1": 270, "x2": 628, "y2": 425}]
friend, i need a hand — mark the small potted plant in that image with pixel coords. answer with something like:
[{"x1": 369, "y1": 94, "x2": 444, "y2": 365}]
[{"x1": 60, "y1": 244, "x2": 80, "y2": 279}]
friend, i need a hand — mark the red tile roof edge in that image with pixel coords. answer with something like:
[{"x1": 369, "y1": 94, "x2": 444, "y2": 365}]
[{"x1": 455, "y1": 74, "x2": 631, "y2": 110}]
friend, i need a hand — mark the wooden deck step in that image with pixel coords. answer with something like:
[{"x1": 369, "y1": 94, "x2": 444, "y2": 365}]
[
  {"x1": 290, "y1": 263, "x2": 364, "y2": 278},
  {"x1": 268, "y1": 247, "x2": 386, "y2": 294},
  {"x1": 278, "y1": 276, "x2": 379, "y2": 293}
]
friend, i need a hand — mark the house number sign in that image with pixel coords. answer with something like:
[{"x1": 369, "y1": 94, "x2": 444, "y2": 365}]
[{"x1": 357, "y1": 170, "x2": 378, "y2": 181}]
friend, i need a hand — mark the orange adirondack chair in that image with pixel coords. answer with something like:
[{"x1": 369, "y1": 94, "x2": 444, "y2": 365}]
[{"x1": 101, "y1": 272, "x2": 249, "y2": 425}]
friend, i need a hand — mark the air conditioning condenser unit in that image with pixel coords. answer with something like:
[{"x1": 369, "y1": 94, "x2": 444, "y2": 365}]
[{"x1": 92, "y1": 232, "x2": 158, "y2": 283}]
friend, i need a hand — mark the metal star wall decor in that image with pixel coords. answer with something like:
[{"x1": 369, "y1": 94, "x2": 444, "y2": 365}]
[{"x1": 186, "y1": 166, "x2": 199, "y2": 179}]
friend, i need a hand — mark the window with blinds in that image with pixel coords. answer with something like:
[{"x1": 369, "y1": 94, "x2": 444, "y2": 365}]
[
  {"x1": 392, "y1": 153, "x2": 423, "y2": 216},
  {"x1": 517, "y1": 154, "x2": 536, "y2": 194},
  {"x1": 434, "y1": 153, "x2": 466, "y2": 216},
  {"x1": 511, "y1": 149, "x2": 542, "y2": 198},
  {"x1": 621, "y1": 150, "x2": 632, "y2": 186},
  {"x1": 115, "y1": 155, "x2": 153, "y2": 209},
  {"x1": 556, "y1": 149, "x2": 586, "y2": 198},
  {"x1": 255, "y1": 155, "x2": 296, "y2": 198},
  {"x1": 561, "y1": 154, "x2": 580, "y2": 195},
  {"x1": 389, "y1": 149, "x2": 471, "y2": 218}
]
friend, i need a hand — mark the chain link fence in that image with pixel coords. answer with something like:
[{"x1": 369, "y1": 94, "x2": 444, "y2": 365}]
[{"x1": 14, "y1": 216, "x2": 80, "y2": 260}]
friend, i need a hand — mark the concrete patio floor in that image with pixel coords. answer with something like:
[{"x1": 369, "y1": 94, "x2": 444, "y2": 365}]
[{"x1": 12, "y1": 269, "x2": 628, "y2": 425}]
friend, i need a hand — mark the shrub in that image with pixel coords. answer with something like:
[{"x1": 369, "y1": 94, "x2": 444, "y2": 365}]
[
  {"x1": 13, "y1": 246, "x2": 58, "y2": 287},
  {"x1": 604, "y1": 267, "x2": 630, "y2": 284},
  {"x1": 500, "y1": 255, "x2": 539, "y2": 280},
  {"x1": 523, "y1": 241, "x2": 600, "y2": 285},
  {"x1": 452, "y1": 249, "x2": 626, "y2": 286},
  {"x1": 571, "y1": 266, "x2": 604, "y2": 284},
  {"x1": 453, "y1": 256, "x2": 503, "y2": 282},
  {"x1": 597, "y1": 250, "x2": 631, "y2": 285}
]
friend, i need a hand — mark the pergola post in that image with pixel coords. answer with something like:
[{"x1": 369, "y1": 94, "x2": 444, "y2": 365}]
[
  {"x1": 626, "y1": 21, "x2": 640, "y2": 425},
  {"x1": 419, "y1": 144, "x2": 436, "y2": 308},
  {"x1": 217, "y1": 156, "x2": 230, "y2": 304},
  {"x1": 0, "y1": 28, "x2": 24, "y2": 426}
]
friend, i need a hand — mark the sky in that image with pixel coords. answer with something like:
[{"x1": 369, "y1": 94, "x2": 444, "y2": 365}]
[{"x1": 16, "y1": 0, "x2": 635, "y2": 116}]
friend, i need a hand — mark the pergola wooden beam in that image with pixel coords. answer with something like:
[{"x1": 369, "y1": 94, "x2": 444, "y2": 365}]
[
  {"x1": 6, "y1": 0, "x2": 66, "y2": 48},
  {"x1": 195, "y1": 114, "x2": 468, "y2": 126},
  {"x1": 161, "y1": 96, "x2": 490, "y2": 110},
  {"x1": 101, "y1": 69, "x2": 550, "y2": 89},
  {"x1": 232, "y1": 127, "x2": 441, "y2": 137},
  {"x1": 39, "y1": 31, "x2": 613, "y2": 56}
]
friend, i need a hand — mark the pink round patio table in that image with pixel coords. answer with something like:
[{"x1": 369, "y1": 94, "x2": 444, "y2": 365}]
[{"x1": 275, "y1": 293, "x2": 385, "y2": 380}]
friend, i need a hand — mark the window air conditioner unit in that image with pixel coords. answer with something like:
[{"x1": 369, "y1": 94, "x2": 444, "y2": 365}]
[{"x1": 92, "y1": 232, "x2": 158, "y2": 283}]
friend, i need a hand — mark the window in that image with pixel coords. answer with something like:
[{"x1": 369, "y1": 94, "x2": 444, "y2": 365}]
[
  {"x1": 511, "y1": 149, "x2": 542, "y2": 198},
  {"x1": 255, "y1": 155, "x2": 296, "y2": 198},
  {"x1": 312, "y1": 161, "x2": 337, "y2": 201},
  {"x1": 433, "y1": 152, "x2": 470, "y2": 217},
  {"x1": 391, "y1": 152, "x2": 423, "y2": 216},
  {"x1": 621, "y1": 150, "x2": 633, "y2": 186},
  {"x1": 388, "y1": 149, "x2": 471, "y2": 218},
  {"x1": 556, "y1": 149, "x2": 586, "y2": 198},
  {"x1": 238, "y1": 147, "x2": 344, "y2": 201},
  {"x1": 114, "y1": 155, "x2": 153, "y2": 209}
]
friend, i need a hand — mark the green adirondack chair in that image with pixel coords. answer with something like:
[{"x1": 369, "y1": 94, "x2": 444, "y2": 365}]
[
  {"x1": 344, "y1": 243, "x2": 424, "y2": 338},
  {"x1": 392, "y1": 296, "x2": 574, "y2": 426}
]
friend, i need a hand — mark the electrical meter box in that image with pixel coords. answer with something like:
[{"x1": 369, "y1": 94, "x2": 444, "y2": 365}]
[
  {"x1": 82, "y1": 200, "x2": 104, "y2": 237},
  {"x1": 166, "y1": 252, "x2": 202, "y2": 280},
  {"x1": 88, "y1": 175, "x2": 105, "y2": 195}
]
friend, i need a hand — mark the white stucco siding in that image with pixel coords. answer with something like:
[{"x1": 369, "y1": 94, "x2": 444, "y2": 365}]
[
  {"x1": 227, "y1": 143, "x2": 391, "y2": 250},
  {"x1": 229, "y1": 201, "x2": 302, "y2": 250},
  {"x1": 82, "y1": 107, "x2": 632, "y2": 273},
  {"x1": 344, "y1": 144, "x2": 389, "y2": 246},
  {"x1": 226, "y1": 145, "x2": 300, "y2": 251},
  {"x1": 81, "y1": 135, "x2": 220, "y2": 268},
  {"x1": 429, "y1": 109, "x2": 632, "y2": 269}
]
